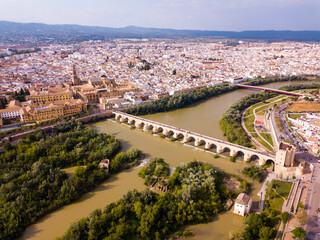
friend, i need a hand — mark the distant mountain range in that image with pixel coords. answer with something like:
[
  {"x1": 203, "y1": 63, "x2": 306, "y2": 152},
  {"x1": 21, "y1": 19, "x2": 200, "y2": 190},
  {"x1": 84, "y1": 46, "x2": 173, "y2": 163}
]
[{"x1": 1, "y1": 20, "x2": 320, "y2": 42}]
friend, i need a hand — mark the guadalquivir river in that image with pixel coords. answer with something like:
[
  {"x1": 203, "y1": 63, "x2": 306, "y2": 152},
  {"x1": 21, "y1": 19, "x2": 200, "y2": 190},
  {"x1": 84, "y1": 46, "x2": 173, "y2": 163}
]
[{"x1": 21, "y1": 81, "x2": 307, "y2": 240}]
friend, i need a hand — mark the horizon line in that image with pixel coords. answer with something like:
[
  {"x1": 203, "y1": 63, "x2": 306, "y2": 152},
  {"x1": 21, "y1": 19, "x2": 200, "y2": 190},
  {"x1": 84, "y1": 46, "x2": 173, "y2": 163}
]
[{"x1": 1, "y1": 20, "x2": 320, "y2": 32}]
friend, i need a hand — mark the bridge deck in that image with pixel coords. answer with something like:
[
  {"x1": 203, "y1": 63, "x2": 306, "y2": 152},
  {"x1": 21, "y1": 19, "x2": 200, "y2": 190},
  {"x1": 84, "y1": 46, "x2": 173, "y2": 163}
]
[
  {"x1": 235, "y1": 84, "x2": 303, "y2": 97},
  {"x1": 113, "y1": 110, "x2": 274, "y2": 159}
]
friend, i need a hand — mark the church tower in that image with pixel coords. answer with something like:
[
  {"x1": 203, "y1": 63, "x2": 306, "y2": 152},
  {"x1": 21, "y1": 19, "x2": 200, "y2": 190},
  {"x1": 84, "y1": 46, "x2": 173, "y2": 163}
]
[{"x1": 72, "y1": 65, "x2": 81, "y2": 85}]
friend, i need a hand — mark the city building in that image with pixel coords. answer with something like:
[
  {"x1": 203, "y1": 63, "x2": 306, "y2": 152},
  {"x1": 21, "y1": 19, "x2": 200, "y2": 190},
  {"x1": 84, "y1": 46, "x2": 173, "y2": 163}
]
[
  {"x1": 71, "y1": 75, "x2": 139, "y2": 103},
  {"x1": 20, "y1": 99, "x2": 87, "y2": 123},
  {"x1": 233, "y1": 193, "x2": 252, "y2": 216},
  {"x1": 28, "y1": 87, "x2": 73, "y2": 104}
]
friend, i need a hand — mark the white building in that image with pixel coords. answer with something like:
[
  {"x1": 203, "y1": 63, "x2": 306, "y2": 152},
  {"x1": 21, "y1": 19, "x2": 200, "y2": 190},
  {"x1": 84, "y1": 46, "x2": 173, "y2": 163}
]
[
  {"x1": 228, "y1": 77, "x2": 244, "y2": 84},
  {"x1": 233, "y1": 193, "x2": 252, "y2": 216}
]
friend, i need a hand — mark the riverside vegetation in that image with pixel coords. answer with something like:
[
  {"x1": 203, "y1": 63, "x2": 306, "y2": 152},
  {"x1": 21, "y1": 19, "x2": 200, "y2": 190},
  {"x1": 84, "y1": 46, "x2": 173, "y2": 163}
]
[
  {"x1": 220, "y1": 92, "x2": 277, "y2": 147},
  {"x1": 125, "y1": 75, "x2": 309, "y2": 116},
  {"x1": 219, "y1": 82, "x2": 320, "y2": 148},
  {"x1": 230, "y1": 179, "x2": 293, "y2": 240},
  {"x1": 242, "y1": 165, "x2": 264, "y2": 182},
  {"x1": 126, "y1": 84, "x2": 237, "y2": 115},
  {"x1": 58, "y1": 161, "x2": 251, "y2": 240},
  {"x1": 0, "y1": 119, "x2": 141, "y2": 240}
]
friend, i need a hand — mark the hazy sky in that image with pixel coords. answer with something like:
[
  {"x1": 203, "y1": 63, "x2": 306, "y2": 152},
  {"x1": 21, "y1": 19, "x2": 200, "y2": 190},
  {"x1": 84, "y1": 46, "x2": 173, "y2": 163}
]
[{"x1": 1, "y1": 0, "x2": 319, "y2": 31}]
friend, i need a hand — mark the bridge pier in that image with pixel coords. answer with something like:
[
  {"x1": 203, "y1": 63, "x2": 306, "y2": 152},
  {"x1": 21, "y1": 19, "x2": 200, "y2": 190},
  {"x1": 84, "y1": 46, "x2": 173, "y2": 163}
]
[
  {"x1": 183, "y1": 135, "x2": 192, "y2": 143},
  {"x1": 244, "y1": 154, "x2": 251, "y2": 162},
  {"x1": 230, "y1": 149, "x2": 238, "y2": 157},
  {"x1": 194, "y1": 139, "x2": 201, "y2": 146},
  {"x1": 259, "y1": 158, "x2": 266, "y2": 166},
  {"x1": 163, "y1": 129, "x2": 172, "y2": 137},
  {"x1": 120, "y1": 117, "x2": 127, "y2": 123},
  {"x1": 143, "y1": 124, "x2": 151, "y2": 132},
  {"x1": 153, "y1": 126, "x2": 162, "y2": 133},
  {"x1": 173, "y1": 132, "x2": 182, "y2": 139},
  {"x1": 128, "y1": 119, "x2": 135, "y2": 125},
  {"x1": 217, "y1": 146, "x2": 224, "y2": 153},
  {"x1": 205, "y1": 142, "x2": 211, "y2": 149},
  {"x1": 135, "y1": 122, "x2": 143, "y2": 129}
]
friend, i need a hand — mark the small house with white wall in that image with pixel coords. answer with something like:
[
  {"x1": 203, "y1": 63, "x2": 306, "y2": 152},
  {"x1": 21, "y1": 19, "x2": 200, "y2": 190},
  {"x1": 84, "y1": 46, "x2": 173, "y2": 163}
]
[{"x1": 233, "y1": 193, "x2": 252, "y2": 216}]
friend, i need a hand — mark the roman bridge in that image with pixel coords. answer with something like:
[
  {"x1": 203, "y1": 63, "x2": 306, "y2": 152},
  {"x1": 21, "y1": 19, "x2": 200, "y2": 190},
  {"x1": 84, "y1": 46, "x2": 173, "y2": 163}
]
[{"x1": 113, "y1": 110, "x2": 275, "y2": 165}]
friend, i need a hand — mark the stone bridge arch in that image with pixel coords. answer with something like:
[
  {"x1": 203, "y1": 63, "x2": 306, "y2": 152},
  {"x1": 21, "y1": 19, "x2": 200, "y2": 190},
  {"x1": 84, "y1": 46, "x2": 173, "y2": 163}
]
[
  {"x1": 153, "y1": 126, "x2": 163, "y2": 133},
  {"x1": 205, "y1": 142, "x2": 217, "y2": 150},
  {"x1": 195, "y1": 138, "x2": 206, "y2": 146},
  {"x1": 128, "y1": 118, "x2": 136, "y2": 125},
  {"x1": 173, "y1": 132, "x2": 184, "y2": 140},
  {"x1": 183, "y1": 135, "x2": 196, "y2": 143},
  {"x1": 265, "y1": 159, "x2": 275, "y2": 170},
  {"x1": 135, "y1": 121, "x2": 145, "y2": 129},
  {"x1": 143, "y1": 123, "x2": 153, "y2": 131},
  {"x1": 163, "y1": 129, "x2": 174, "y2": 137},
  {"x1": 250, "y1": 154, "x2": 260, "y2": 162},
  {"x1": 115, "y1": 114, "x2": 122, "y2": 121},
  {"x1": 120, "y1": 116, "x2": 129, "y2": 123}
]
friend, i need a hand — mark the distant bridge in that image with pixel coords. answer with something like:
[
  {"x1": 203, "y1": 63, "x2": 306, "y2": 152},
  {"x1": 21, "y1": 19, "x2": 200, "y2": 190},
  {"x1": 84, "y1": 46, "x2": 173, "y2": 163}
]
[
  {"x1": 235, "y1": 84, "x2": 303, "y2": 97},
  {"x1": 113, "y1": 111, "x2": 275, "y2": 165}
]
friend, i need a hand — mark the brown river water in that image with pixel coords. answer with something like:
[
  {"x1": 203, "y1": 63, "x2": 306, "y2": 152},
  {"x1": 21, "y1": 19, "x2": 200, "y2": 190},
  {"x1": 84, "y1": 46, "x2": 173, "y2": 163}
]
[{"x1": 20, "y1": 81, "x2": 307, "y2": 240}]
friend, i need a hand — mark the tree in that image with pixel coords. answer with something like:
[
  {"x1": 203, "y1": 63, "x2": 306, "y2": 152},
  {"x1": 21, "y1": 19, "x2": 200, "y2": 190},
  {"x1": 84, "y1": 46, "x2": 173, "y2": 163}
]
[
  {"x1": 291, "y1": 227, "x2": 306, "y2": 240},
  {"x1": 229, "y1": 229, "x2": 244, "y2": 240},
  {"x1": 259, "y1": 226, "x2": 273, "y2": 240},
  {"x1": 280, "y1": 212, "x2": 290, "y2": 223}
]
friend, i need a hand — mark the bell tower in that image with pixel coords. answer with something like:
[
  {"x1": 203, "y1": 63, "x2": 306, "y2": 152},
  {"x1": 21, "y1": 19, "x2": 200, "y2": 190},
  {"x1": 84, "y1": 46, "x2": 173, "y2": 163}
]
[{"x1": 72, "y1": 65, "x2": 81, "y2": 85}]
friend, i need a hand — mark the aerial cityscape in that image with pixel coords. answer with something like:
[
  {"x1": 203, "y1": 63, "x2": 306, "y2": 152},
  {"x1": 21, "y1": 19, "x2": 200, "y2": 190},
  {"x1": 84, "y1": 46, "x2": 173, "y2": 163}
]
[{"x1": 0, "y1": 1, "x2": 320, "y2": 240}]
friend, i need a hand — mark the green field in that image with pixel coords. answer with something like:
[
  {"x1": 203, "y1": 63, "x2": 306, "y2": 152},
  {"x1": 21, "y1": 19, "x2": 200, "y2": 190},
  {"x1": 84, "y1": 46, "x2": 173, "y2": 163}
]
[
  {"x1": 266, "y1": 180, "x2": 293, "y2": 211},
  {"x1": 244, "y1": 114, "x2": 255, "y2": 133},
  {"x1": 260, "y1": 133, "x2": 274, "y2": 147}
]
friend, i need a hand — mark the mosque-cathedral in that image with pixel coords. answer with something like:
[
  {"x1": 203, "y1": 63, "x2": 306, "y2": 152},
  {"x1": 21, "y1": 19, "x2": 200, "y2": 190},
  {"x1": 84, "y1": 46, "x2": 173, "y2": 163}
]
[{"x1": 68, "y1": 65, "x2": 139, "y2": 103}]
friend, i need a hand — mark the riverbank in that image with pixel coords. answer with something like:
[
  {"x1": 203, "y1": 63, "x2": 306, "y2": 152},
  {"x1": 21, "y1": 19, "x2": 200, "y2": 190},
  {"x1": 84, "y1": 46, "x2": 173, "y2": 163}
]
[
  {"x1": 19, "y1": 80, "x2": 311, "y2": 240},
  {"x1": 0, "y1": 119, "x2": 143, "y2": 240},
  {"x1": 125, "y1": 75, "x2": 311, "y2": 116}
]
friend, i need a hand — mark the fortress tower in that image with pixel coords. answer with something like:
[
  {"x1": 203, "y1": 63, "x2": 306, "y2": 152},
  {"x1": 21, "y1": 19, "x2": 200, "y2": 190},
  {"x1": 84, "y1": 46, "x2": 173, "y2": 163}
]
[
  {"x1": 72, "y1": 65, "x2": 81, "y2": 85},
  {"x1": 275, "y1": 142, "x2": 296, "y2": 167}
]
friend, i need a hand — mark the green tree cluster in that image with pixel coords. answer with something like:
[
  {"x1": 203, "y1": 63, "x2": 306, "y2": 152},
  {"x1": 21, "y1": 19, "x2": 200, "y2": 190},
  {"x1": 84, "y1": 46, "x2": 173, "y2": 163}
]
[
  {"x1": 291, "y1": 227, "x2": 306, "y2": 240},
  {"x1": 0, "y1": 120, "x2": 141, "y2": 239},
  {"x1": 0, "y1": 97, "x2": 7, "y2": 109},
  {"x1": 125, "y1": 85, "x2": 237, "y2": 115},
  {"x1": 59, "y1": 161, "x2": 224, "y2": 240},
  {"x1": 243, "y1": 212, "x2": 275, "y2": 240},
  {"x1": 125, "y1": 75, "x2": 309, "y2": 117},
  {"x1": 10, "y1": 88, "x2": 30, "y2": 102},
  {"x1": 138, "y1": 158, "x2": 169, "y2": 185},
  {"x1": 220, "y1": 92, "x2": 277, "y2": 147},
  {"x1": 279, "y1": 83, "x2": 320, "y2": 91},
  {"x1": 242, "y1": 165, "x2": 263, "y2": 182},
  {"x1": 245, "y1": 75, "x2": 307, "y2": 87}
]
